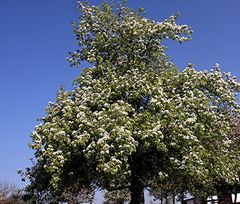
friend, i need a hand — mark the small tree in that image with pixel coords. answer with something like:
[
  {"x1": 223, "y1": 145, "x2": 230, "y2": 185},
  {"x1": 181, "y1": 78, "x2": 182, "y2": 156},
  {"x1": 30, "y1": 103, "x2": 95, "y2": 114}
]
[
  {"x1": 0, "y1": 182, "x2": 23, "y2": 204},
  {"x1": 24, "y1": 1, "x2": 240, "y2": 203},
  {"x1": 104, "y1": 189, "x2": 130, "y2": 204}
]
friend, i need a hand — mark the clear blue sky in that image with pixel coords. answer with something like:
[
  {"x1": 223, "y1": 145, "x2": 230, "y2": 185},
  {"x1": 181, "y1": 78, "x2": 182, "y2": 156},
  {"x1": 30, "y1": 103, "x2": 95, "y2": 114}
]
[{"x1": 0, "y1": 0, "x2": 240, "y2": 190}]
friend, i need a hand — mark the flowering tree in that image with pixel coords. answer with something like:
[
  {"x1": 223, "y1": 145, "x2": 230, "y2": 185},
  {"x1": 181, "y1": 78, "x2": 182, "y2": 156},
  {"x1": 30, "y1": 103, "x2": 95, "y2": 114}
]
[{"x1": 24, "y1": 1, "x2": 240, "y2": 203}]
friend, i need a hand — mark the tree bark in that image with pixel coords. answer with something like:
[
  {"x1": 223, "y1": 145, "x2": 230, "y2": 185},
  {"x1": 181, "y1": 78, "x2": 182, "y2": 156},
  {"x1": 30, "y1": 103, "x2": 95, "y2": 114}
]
[
  {"x1": 234, "y1": 193, "x2": 237, "y2": 204},
  {"x1": 116, "y1": 200, "x2": 124, "y2": 204},
  {"x1": 129, "y1": 170, "x2": 144, "y2": 204},
  {"x1": 217, "y1": 185, "x2": 233, "y2": 204},
  {"x1": 172, "y1": 194, "x2": 175, "y2": 204},
  {"x1": 130, "y1": 154, "x2": 144, "y2": 204},
  {"x1": 195, "y1": 197, "x2": 207, "y2": 204},
  {"x1": 218, "y1": 192, "x2": 232, "y2": 204}
]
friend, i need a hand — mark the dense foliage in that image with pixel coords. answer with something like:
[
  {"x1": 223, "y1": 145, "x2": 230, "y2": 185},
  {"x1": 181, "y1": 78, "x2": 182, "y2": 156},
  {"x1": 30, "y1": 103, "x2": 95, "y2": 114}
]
[{"x1": 23, "y1": 1, "x2": 240, "y2": 203}]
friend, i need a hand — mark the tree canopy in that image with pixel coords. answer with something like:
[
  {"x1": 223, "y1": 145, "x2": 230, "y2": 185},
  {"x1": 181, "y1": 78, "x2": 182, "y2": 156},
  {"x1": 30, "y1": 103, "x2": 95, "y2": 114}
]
[{"x1": 23, "y1": 1, "x2": 240, "y2": 203}]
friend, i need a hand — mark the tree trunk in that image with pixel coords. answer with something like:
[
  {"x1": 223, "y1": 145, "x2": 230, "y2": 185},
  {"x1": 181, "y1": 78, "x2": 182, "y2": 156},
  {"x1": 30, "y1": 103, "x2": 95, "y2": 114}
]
[
  {"x1": 172, "y1": 194, "x2": 175, "y2": 204},
  {"x1": 166, "y1": 194, "x2": 173, "y2": 204},
  {"x1": 234, "y1": 193, "x2": 237, "y2": 204},
  {"x1": 218, "y1": 192, "x2": 232, "y2": 204},
  {"x1": 195, "y1": 197, "x2": 207, "y2": 204},
  {"x1": 130, "y1": 154, "x2": 144, "y2": 204},
  {"x1": 116, "y1": 200, "x2": 124, "y2": 204},
  {"x1": 130, "y1": 171, "x2": 144, "y2": 204},
  {"x1": 217, "y1": 185, "x2": 233, "y2": 204}
]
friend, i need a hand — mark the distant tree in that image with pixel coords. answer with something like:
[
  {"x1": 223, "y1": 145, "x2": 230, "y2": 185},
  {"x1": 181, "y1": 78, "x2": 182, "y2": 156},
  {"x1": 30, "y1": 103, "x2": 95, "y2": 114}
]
[
  {"x1": 23, "y1": 1, "x2": 240, "y2": 203},
  {"x1": 104, "y1": 189, "x2": 130, "y2": 204},
  {"x1": 0, "y1": 182, "x2": 23, "y2": 204}
]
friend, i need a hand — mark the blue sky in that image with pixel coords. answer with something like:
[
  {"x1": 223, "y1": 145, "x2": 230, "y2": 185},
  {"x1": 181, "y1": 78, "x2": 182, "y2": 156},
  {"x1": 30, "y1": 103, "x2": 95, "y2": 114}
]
[{"x1": 0, "y1": 0, "x2": 240, "y2": 190}]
